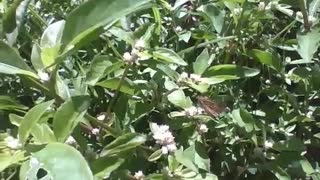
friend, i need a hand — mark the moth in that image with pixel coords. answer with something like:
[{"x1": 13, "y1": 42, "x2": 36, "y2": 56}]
[{"x1": 197, "y1": 96, "x2": 226, "y2": 118}]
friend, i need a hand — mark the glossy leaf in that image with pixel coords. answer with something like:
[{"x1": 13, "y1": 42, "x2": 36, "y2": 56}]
[
  {"x1": 297, "y1": 28, "x2": 320, "y2": 62},
  {"x1": 53, "y1": 96, "x2": 90, "y2": 142},
  {"x1": 86, "y1": 55, "x2": 113, "y2": 86},
  {"x1": 153, "y1": 48, "x2": 188, "y2": 66},
  {"x1": 101, "y1": 133, "x2": 146, "y2": 156},
  {"x1": 61, "y1": 0, "x2": 152, "y2": 53},
  {"x1": 168, "y1": 89, "x2": 193, "y2": 109},
  {"x1": 20, "y1": 143, "x2": 93, "y2": 180},
  {"x1": 198, "y1": 3, "x2": 225, "y2": 33},
  {"x1": 193, "y1": 49, "x2": 214, "y2": 75},
  {"x1": 205, "y1": 64, "x2": 260, "y2": 79},
  {"x1": 249, "y1": 49, "x2": 282, "y2": 71},
  {"x1": 0, "y1": 41, "x2": 37, "y2": 78},
  {"x1": 96, "y1": 78, "x2": 136, "y2": 95},
  {"x1": 90, "y1": 155, "x2": 125, "y2": 179},
  {"x1": 0, "y1": 96, "x2": 27, "y2": 110},
  {"x1": 18, "y1": 100, "x2": 55, "y2": 143}
]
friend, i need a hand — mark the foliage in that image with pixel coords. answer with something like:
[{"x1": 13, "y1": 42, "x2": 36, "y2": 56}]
[{"x1": 0, "y1": 0, "x2": 320, "y2": 179}]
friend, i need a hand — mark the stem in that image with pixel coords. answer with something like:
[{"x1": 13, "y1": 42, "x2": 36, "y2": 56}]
[
  {"x1": 299, "y1": 0, "x2": 311, "y2": 32},
  {"x1": 106, "y1": 64, "x2": 131, "y2": 117},
  {"x1": 177, "y1": 36, "x2": 236, "y2": 55}
]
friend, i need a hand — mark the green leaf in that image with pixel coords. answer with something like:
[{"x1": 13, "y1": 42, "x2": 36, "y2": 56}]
[
  {"x1": 297, "y1": 28, "x2": 320, "y2": 62},
  {"x1": 20, "y1": 143, "x2": 93, "y2": 180},
  {"x1": 232, "y1": 109, "x2": 255, "y2": 133},
  {"x1": 0, "y1": 96, "x2": 27, "y2": 110},
  {"x1": 61, "y1": 0, "x2": 152, "y2": 53},
  {"x1": 0, "y1": 151, "x2": 25, "y2": 172},
  {"x1": 2, "y1": 0, "x2": 23, "y2": 33},
  {"x1": 148, "y1": 149, "x2": 163, "y2": 162},
  {"x1": 40, "y1": 20, "x2": 65, "y2": 69},
  {"x1": 193, "y1": 49, "x2": 214, "y2": 75},
  {"x1": 0, "y1": 41, "x2": 37, "y2": 78},
  {"x1": 11, "y1": 113, "x2": 56, "y2": 143},
  {"x1": 86, "y1": 55, "x2": 113, "y2": 86},
  {"x1": 175, "y1": 146, "x2": 198, "y2": 173},
  {"x1": 101, "y1": 133, "x2": 146, "y2": 156},
  {"x1": 53, "y1": 96, "x2": 90, "y2": 142},
  {"x1": 198, "y1": 3, "x2": 225, "y2": 33},
  {"x1": 90, "y1": 155, "x2": 125, "y2": 179},
  {"x1": 168, "y1": 89, "x2": 193, "y2": 109},
  {"x1": 153, "y1": 48, "x2": 188, "y2": 66},
  {"x1": 205, "y1": 64, "x2": 260, "y2": 79},
  {"x1": 309, "y1": 0, "x2": 320, "y2": 17},
  {"x1": 299, "y1": 158, "x2": 315, "y2": 175},
  {"x1": 248, "y1": 49, "x2": 282, "y2": 71},
  {"x1": 96, "y1": 78, "x2": 136, "y2": 95},
  {"x1": 18, "y1": 100, "x2": 55, "y2": 143}
]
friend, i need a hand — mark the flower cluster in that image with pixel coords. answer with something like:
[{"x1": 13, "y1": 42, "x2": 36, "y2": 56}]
[
  {"x1": 184, "y1": 106, "x2": 204, "y2": 118},
  {"x1": 150, "y1": 123, "x2": 177, "y2": 154},
  {"x1": 178, "y1": 72, "x2": 203, "y2": 84},
  {"x1": 123, "y1": 39, "x2": 146, "y2": 65},
  {"x1": 4, "y1": 136, "x2": 22, "y2": 149},
  {"x1": 133, "y1": 171, "x2": 145, "y2": 180}
]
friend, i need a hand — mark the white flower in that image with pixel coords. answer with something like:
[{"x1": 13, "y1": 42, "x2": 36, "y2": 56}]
[
  {"x1": 91, "y1": 128, "x2": 100, "y2": 135},
  {"x1": 233, "y1": 8, "x2": 243, "y2": 16},
  {"x1": 134, "y1": 171, "x2": 145, "y2": 180},
  {"x1": 150, "y1": 123, "x2": 177, "y2": 154},
  {"x1": 258, "y1": 2, "x2": 265, "y2": 11},
  {"x1": 38, "y1": 71, "x2": 50, "y2": 82},
  {"x1": 65, "y1": 136, "x2": 76, "y2": 145},
  {"x1": 285, "y1": 57, "x2": 291, "y2": 63},
  {"x1": 199, "y1": 124, "x2": 208, "y2": 133},
  {"x1": 97, "y1": 113, "x2": 106, "y2": 121},
  {"x1": 296, "y1": 11, "x2": 303, "y2": 19},
  {"x1": 307, "y1": 111, "x2": 313, "y2": 118},
  {"x1": 123, "y1": 52, "x2": 133, "y2": 62},
  {"x1": 30, "y1": 157, "x2": 42, "y2": 168},
  {"x1": 175, "y1": 26, "x2": 183, "y2": 32},
  {"x1": 184, "y1": 106, "x2": 199, "y2": 117},
  {"x1": 265, "y1": 79, "x2": 271, "y2": 84},
  {"x1": 308, "y1": 16, "x2": 317, "y2": 24},
  {"x1": 134, "y1": 39, "x2": 146, "y2": 50},
  {"x1": 264, "y1": 140, "x2": 274, "y2": 149},
  {"x1": 4, "y1": 136, "x2": 21, "y2": 149},
  {"x1": 190, "y1": 73, "x2": 202, "y2": 83}
]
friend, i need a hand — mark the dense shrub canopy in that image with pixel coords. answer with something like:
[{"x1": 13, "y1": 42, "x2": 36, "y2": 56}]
[{"x1": 1, "y1": 0, "x2": 320, "y2": 179}]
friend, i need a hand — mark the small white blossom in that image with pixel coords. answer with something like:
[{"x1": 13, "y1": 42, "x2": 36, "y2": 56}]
[
  {"x1": 190, "y1": 73, "x2": 202, "y2": 83},
  {"x1": 178, "y1": 72, "x2": 189, "y2": 82},
  {"x1": 134, "y1": 171, "x2": 145, "y2": 180},
  {"x1": 285, "y1": 57, "x2": 291, "y2": 63},
  {"x1": 306, "y1": 111, "x2": 313, "y2": 118},
  {"x1": 175, "y1": 26, "x2": 183, "y2": 32},
  {"x1": 264, "y1": 140, "x2": 274, "y2": 149},
  {"x1": 233, "y1": 8, "x2": 243, "y2": 16},
  {"x1": 308, "y1": 16, "x2": 317, "y2": 24},
  {"x1": 198, "y1": 124, "x2": 208, "y2": 133},
  {"x1": 265, "y1": 79, "x2": 271, "y2": 84},
  {"x1": 296, "y1": 11, "x2": 303, "y2": 19},
  {"x1": 123, "y1": 52, "x2": 134, "y2": 62},
  {"x1": 38, "y1": 71, "x2": 50, "y2": 82},
  {"x1": 258, "y1": 2, "x2": 265, "y2": 11},
  {"x1": 65, "y1": 136, "x2": 76, "y2": 145},
  {"x1": 134, "y1": 39, "x2": 146, "y2": 50},
  {"x1": 91, "y1": 128, "x2": 100, "y2": 135},
  {"x1": 97, "y1": 113, "x2": 106, "y2": 121},
  {"x1": 4, "y1": 136, "x2": 21, "y2": 149},
  {"x1": 184, "y1": 106, "x2": 199, "y2": 117},
  {"x1": 150, "y1": 123, "x2": 177, "y2": 154}
]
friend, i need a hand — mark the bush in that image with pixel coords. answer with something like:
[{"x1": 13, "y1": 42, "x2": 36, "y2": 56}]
[{"x1": 1, "y1": 0, "x2": 320, "y2": 179}]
